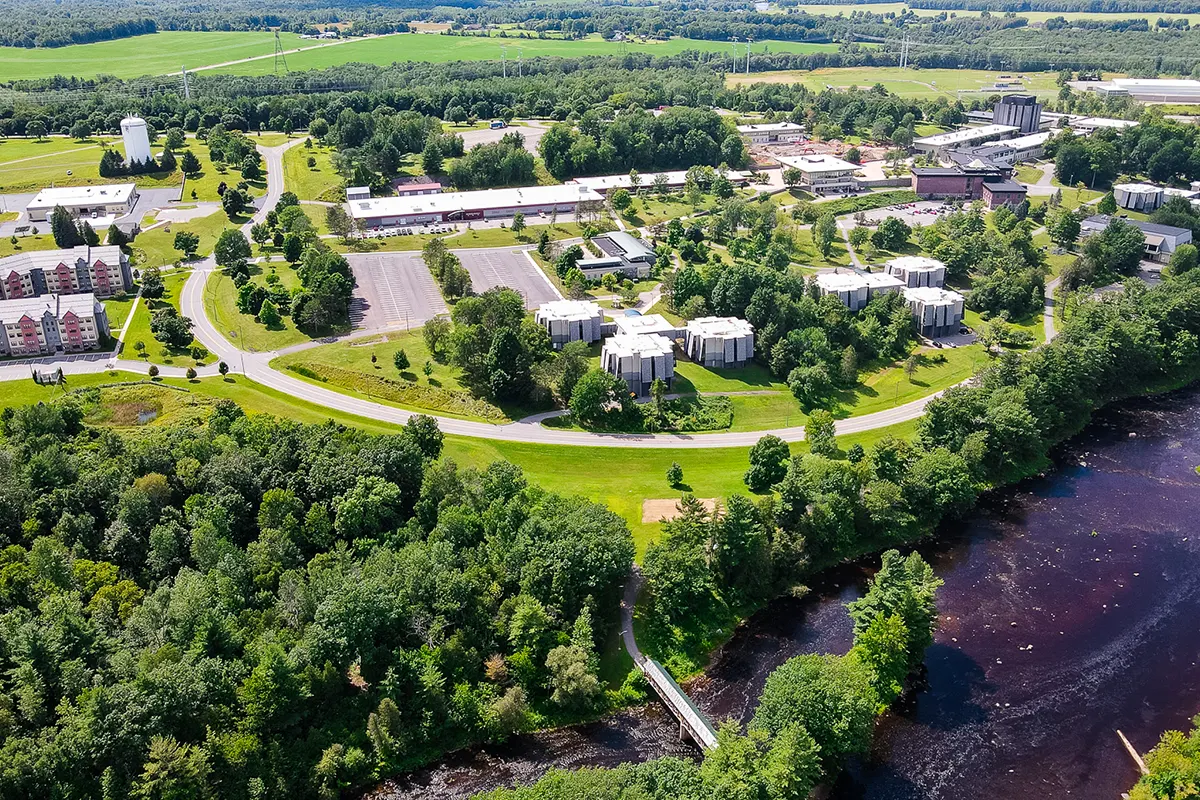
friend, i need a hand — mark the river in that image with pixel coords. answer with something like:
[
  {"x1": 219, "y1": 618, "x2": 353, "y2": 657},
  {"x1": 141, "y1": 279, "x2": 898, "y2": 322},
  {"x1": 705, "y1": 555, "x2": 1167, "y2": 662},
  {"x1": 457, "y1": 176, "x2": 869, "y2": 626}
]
[{"x1": 373, "y1": 386, "x2": 1200, "y2": 800}]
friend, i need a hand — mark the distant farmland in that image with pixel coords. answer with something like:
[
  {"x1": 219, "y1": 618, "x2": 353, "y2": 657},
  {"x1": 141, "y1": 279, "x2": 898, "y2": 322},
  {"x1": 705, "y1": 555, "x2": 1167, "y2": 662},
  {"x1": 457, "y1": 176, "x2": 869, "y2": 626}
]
[
  {"x1": 0, "y1": 31, "x2": 846, "y2": 82},
  {"x1": 202, "y1": 33, "x2": 846, "y2": 77},
  {"x1": 728, "y1": 66, "x2": 1064, "y2": 99},
  {"x1": 791, "y1": 1, "x2": 1200, "y2": 24},
  {"x1": 0, "y1": 31, "x2": 306, "y2": 82}
]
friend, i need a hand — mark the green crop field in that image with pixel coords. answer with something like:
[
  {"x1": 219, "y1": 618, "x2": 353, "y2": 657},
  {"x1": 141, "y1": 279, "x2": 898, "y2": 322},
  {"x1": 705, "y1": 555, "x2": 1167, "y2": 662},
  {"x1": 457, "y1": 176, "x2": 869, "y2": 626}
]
[
  {"x1": 0, "y1": 31, "x2": 306, "y2": 82},
  {"x1": 729, "y1": 66, "x2": 1062, "y2": 99},
  {"x1": 791, "y1": 2, "x2": 1200, "y2": 24},
  {"x1": 204, "y1": 32, "x2": 844, "y2": 77}
]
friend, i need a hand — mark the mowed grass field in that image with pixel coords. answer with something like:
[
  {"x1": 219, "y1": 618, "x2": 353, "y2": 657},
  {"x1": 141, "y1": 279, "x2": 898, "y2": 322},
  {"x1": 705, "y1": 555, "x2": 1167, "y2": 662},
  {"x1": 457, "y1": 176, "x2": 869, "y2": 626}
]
[
  {"x1": 728, "y1": 66, "x2": 1062, "y2": 99},
  {"x1": 204, "y1": 33, "x2": 844, "y2": 76},
  {"x1": 0, "y1": 31, "x2": 306, "y2": 81},
  {"x1": 791, "y1": 1, "x2": 1200, "y2": 24}
]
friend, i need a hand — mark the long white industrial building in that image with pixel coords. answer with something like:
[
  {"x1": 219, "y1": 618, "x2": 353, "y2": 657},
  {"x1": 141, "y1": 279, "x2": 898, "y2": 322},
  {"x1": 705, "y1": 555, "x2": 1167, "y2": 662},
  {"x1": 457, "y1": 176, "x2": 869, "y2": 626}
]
[{"x1": 348, "y1": 184, "x2": 604, "y2": 228}]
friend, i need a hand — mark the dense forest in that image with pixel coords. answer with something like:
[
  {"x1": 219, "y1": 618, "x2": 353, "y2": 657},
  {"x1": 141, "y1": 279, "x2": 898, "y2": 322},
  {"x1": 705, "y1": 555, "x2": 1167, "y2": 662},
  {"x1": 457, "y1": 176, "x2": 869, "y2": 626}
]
[{"x1": 0, "y1": 405, "x2": 635, "y2": 798}]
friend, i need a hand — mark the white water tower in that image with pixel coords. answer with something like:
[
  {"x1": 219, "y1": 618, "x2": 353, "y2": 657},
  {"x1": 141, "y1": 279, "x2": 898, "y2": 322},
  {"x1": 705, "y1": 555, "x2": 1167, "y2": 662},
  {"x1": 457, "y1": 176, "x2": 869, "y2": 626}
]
[{"x1": 120, "y1": 116, "x2": 152, "y2": 165}]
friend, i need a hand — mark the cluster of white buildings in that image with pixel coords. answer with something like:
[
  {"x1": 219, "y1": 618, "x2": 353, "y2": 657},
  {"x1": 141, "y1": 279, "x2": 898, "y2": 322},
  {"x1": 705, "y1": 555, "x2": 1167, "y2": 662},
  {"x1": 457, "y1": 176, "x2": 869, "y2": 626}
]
[
  {"x1": 815, "y1": 257, "x2": 966, "y2": 338},
  {"x1": 0, "y1": 293, "x2": 110, "y2": 357},
  {"x1": 534, "y1": 303, "x2": 756, "y2": 395},
  {"x1": 1, "y1": 245, "x2": 132, "y2": 301}
]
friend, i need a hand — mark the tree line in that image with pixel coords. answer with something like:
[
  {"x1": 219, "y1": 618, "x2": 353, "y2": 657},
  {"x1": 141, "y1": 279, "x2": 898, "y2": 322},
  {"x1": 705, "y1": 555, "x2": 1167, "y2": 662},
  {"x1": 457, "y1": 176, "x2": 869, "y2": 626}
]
[{"x1": 0, "y1": 400, "x2": 634, "y2": 798}]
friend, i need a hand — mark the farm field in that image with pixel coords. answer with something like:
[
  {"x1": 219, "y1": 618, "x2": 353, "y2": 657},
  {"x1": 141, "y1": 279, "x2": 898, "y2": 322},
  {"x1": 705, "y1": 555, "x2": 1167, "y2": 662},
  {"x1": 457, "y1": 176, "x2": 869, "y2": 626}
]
[
  {"x1": 728, "y1": 66, "x2": 1062, "y2": 99},
  {"x1": 791, "y1": 2, "x2": 1200, "y2": 24},
  {"x1": 0, "y1": 30, "x2": 306, "y2": 81},
  {"x1": 205, "y1": 33, "x2": 844, "y2": 76}
]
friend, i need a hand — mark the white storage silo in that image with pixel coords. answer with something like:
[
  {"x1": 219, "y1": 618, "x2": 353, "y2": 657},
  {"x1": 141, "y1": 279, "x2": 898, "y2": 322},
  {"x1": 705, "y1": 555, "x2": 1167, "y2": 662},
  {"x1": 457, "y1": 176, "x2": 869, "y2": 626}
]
[{"x1": 120, "y1": 116, "x2": 152, "y2": 165}]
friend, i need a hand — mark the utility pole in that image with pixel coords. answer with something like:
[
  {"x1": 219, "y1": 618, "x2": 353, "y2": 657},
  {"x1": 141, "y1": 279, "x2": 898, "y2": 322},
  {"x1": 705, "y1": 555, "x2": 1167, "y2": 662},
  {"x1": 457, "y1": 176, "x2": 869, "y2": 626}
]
[
  {"x1": 746, "y1": 37, "x2": 753, "y2": 74},
  {"x1": 501, "y1": 45, "x2": 507, "y2": 78},
  {"x1": 273, "y1": 30, "x2": 289, "y2": 74},
  {"x1": 181, "y1": 66, "x2": 191, "y2": 100},
  {"x1": 518, "y1": 47, "x2": 523, "y2": 77}
]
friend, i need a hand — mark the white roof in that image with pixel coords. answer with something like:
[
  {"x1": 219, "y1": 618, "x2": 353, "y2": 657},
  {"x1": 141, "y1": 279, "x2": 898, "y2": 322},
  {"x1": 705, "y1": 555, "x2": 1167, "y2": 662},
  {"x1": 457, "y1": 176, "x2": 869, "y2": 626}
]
[
  {"x1": 346, "y1": 185, "x2": 371, "y2": 195},
  {"x1": 535, "y1": 300, "x2": 602, "y2": 322},
  {"x1": 569, "y1": 170, "x2": 752, "y2": 191},
  {"x1": 1115, "y1": 182, "x2": 1163, "y2": 195},
  {"x1": 862, "y1": 273, "x2": 905, "y2": 290},
  {"x1": 1073, "y1": 117, "x2": 1139, "y2": 130},
  {"x1": 903, "y1": 286, "x2": 964, "y2": 305},
  {"x1": 603, "y1": 332, "x2": 675, "y2": 358},
  {"x1": 736, "y1": 121, "x2": 805, "y2": 134},
  {"x1": 686, "y1": 316, "x2": 754, "y2": 338},
  {"x1": 886, "y1": 255, "x2": 945, "y2": 273},
  {"x1": 777, "y1": 154, "x2": 858, "y2": 174},
  {"x1": 0, "y1": 292, "x2": 101, "y2": 322},
  {"x1": 612, "y1": 313, "x2": 678, "y2": 337},
  {"x1": 348, "y1": 184, "x2": 603, "y2": 220},
  {"x1": 1112, "y1": 78, "x2": 1200, "y2": 89},
  {"x1": 1002, "y1": 130, "x2": 1054, "y2": 149},
  {"x1": 27, "y1": 184, "x2": 137, "y2": 210},
  {"x1": 1164, "y1": 187, "x2": 1200, "y2": 200},
  {"x1": 0, "y1": 245, "x2": 123, "y2": 278},
  {"x1": 815, "y1": 272, "x2": 868, "y2": 292},
  {"x1": 913, "y1": 124, "x2": 1019, "y2": 147}
]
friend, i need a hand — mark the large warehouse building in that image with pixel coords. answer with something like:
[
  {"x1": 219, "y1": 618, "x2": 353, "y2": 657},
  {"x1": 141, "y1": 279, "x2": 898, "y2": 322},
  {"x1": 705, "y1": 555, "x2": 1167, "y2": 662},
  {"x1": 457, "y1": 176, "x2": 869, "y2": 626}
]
[
  {"x1": 25, "y1": 184, "x2": 139, "y2": 224},
  {"x1": 347, "y1": 184, "x2": 604, "y2": 229}
]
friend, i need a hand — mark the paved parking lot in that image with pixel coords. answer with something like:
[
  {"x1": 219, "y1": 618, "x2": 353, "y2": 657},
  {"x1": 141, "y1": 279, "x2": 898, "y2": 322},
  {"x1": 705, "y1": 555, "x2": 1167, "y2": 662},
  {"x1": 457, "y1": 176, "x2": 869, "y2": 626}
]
[
  {"x1": 845, "y1": 200, "x2": 955, "y2": 228},
  {"x1": 347, "y1": 252, "x2": 447, "y2": 331},
  {"x1": 455, "y1": 247, "x2": 561, "y2": 309}
]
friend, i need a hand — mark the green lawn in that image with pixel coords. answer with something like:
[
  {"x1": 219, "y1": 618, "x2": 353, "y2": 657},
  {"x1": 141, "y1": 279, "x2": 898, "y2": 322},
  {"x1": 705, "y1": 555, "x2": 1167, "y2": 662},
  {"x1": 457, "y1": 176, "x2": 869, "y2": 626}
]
[
  {"x1": 282, "y1": 143, "x2": 343, "y2": 202},
  {"x1": 729, "y1": 66, "x2": 1062, "y2": 100},
  {"x1": 204, "y1": 264, "x2": 315, "y2": 353},
  {"x1": 122, "y1": 269, "x2": 216, "y2": 366},
  {"x1": 130, "y1": 208, "x2": 246, "y2": 269},
  {"x1": 0, "y1": 31, "x2": 306, "y2": 81},
  {"x1": 206, "y1": 33, "x2": 843, "y2": 77},
  {"x1": 0, "y1": 233, "x2": 59, "y2": 258},
  {"x1": 271, "y1": 328, "x2": 536, "y2": 422},
  {"x1": 1015, "y1": 164, "x2": 1046, "y2": 184},
  {"x1": 103, "y1": 294, "x2": 138, "y2": 331},
  {"x1": 624, "y1": 195, "x2": 716, "y2": 227},
  {"x1": 0, "y1": 135, "x2": 251, "y2": 199},
  {"x1": 792, "y1": 225, "x2": 854, "y2": 266}
]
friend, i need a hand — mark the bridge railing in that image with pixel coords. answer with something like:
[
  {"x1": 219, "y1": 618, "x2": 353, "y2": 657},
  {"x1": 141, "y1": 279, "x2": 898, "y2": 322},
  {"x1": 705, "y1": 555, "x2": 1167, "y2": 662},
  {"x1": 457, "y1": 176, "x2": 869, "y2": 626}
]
[{"x1": 641, "y1": 658, "x2": 718, "y2": 751}]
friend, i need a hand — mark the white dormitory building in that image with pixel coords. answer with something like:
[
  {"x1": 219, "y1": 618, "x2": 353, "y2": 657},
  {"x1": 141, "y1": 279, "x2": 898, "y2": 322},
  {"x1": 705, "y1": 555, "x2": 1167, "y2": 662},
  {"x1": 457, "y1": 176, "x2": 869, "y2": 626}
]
[
  {"x1": 0, "y1": 293, "x2": 109, "y2": 356},
  {"x1": 347, "y1": 184, "x2": 604, "y2": 229},
  {"x1": 904, "y1": 287, "x2": 965, "y2": 338},
  {"x1": 534, "y1": 300, "x2": 604, "y2": 349},
  {"x1": 684, "y1": 317, "x2": 755, "y2": 368},
  {"x1": 884, "y1": 256, "x2": 947, "y2": 289},
  {"x1": 912, "y1": 124, "x2": 1020, "y2": 158},
  {"x1": 736, "y1": 121, "x2": 805, "y2": 145},
  {"x1": 567, "y1": 170, "x2": 752, "y2": 195},
  {"x1": 0, "y1": 245, "x2": 132, "y2": 301},
  {"x1": 1113, "y1": 183, "x2": 1165, "y2": 213},
  {"x1": 25, "y1": 184, "x2": 139, "y2": 224},
  {"x1": 601, "y1": 333, "x2": 676, "y2": 395},
  {"x1": 578, "y1": 231, "x2": 657, "y2": 280},
  {"x1": 814, "y1": 271, "x2": 904, "y2": 312},
  {"x1": 776, "y1": 154, "x2": 860, "y2": 195}
]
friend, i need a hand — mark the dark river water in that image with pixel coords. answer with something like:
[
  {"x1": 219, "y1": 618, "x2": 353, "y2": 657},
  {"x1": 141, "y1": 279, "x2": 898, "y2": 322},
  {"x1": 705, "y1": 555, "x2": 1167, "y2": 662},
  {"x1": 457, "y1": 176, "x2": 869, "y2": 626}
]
[{"x1": 373, "y1": 386, "x2": 1200, "y2": 800}]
